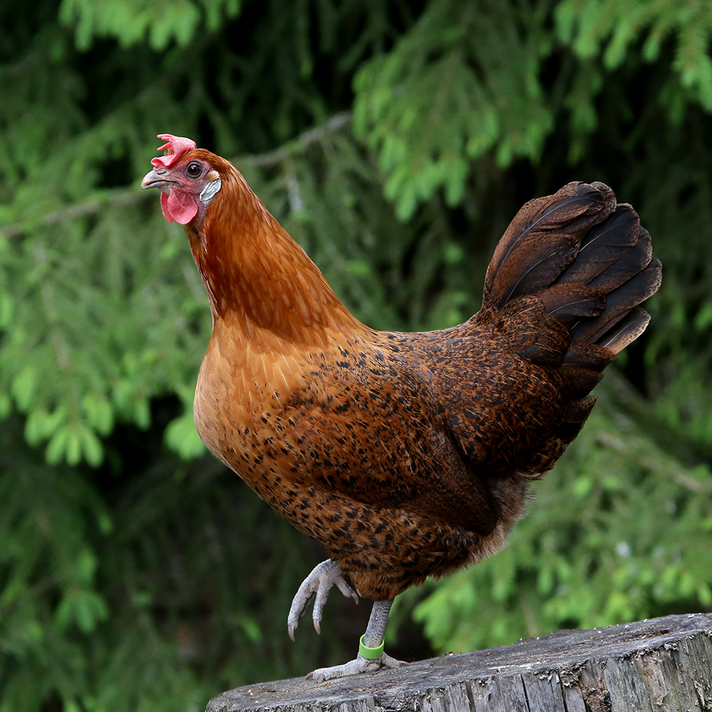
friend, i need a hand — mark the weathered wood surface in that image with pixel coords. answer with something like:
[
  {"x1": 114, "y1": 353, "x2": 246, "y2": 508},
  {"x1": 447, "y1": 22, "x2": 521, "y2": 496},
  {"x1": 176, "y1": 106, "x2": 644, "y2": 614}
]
[{"x1": 206, "y1": 613, "x2": 712, "y2": 712}]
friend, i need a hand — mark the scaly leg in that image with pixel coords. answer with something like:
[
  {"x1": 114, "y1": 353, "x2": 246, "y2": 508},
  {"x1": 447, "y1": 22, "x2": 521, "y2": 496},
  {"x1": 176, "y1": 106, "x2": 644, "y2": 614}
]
[
  {"x1": 287, "y1": 559, "x2": 359, "y2": 640},
  {"x1": 307, "y1": 598, "x2": 407, "y2": 681}
]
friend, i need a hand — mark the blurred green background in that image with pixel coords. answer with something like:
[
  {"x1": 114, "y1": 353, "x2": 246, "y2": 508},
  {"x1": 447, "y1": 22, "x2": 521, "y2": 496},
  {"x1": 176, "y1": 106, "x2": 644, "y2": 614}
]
[{"x1": 1, "y1": 0, "x2": 712, "y2": 710}]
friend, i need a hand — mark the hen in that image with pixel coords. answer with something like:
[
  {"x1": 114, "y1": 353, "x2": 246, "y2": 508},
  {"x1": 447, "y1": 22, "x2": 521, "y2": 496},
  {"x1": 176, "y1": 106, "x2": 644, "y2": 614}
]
[{"x1": 142, "y1": 134, "x2": 661, "y2": 681}]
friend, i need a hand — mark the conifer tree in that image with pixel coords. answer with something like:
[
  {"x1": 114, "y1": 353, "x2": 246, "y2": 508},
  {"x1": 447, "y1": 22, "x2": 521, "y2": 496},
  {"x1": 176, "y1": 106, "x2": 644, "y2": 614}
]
[{"x1": 1, "y1": 1, "x2": 711, "y2": 710}]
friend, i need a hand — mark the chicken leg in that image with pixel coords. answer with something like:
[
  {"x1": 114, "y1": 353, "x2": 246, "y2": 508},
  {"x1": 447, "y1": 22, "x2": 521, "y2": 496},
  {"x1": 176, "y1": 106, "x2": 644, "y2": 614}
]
[
  {"x1": 308, "y1": 598, "x2": 406, "y2": 681},
  {"x1": 287, "y1": 559, "x2": 406, "y2": 680}
]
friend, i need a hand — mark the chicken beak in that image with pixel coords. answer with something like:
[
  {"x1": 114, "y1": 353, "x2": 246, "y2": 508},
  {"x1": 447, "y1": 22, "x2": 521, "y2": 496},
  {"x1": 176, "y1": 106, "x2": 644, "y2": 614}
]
[{"x1": 141, "y1": 168, "x2": 174, "y2": 192}]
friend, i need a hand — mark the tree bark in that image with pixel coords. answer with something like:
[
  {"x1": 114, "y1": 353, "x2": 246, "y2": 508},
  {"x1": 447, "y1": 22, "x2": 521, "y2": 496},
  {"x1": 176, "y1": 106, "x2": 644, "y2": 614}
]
[{"x1": 206, "y1": 613, "x2": 712, "y2": 712}]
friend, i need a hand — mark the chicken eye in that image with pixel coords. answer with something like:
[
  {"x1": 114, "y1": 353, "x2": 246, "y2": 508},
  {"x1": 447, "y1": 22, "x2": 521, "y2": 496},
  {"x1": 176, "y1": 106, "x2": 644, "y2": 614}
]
[{"x1": 186, "y1": 162, "x2": 202, "y2": 178}]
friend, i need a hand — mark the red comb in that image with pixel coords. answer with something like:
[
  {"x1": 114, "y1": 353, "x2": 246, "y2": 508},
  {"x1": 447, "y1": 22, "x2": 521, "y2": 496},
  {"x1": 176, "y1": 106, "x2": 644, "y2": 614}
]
[{"x1": 151, "y1": 134, "x2": 197, "y2": 168}]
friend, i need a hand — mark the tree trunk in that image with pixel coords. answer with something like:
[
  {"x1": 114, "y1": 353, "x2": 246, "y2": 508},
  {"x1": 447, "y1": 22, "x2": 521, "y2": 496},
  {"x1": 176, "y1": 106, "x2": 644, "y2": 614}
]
[{"x1": 206, "y1": 613, "x2": 712, "y2": 712}]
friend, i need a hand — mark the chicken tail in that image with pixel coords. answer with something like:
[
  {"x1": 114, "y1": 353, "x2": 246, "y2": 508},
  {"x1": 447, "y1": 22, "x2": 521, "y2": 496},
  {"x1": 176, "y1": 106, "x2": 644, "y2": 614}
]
[
  {"x1": 481, "y1": 181, "x2": 661, "y2": 444},
  {"x1": 483, "y1": 181, "x2": 661, "y2": 353}
]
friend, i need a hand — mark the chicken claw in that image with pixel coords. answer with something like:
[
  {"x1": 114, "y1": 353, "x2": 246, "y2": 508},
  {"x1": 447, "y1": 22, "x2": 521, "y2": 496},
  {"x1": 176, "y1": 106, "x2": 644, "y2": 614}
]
[
  {"x1": 287, "y1": 559, "x2": 358, "y2": 640},
  {"x1": 308, "y1": 651, "x2": 406, "y2": 682}
]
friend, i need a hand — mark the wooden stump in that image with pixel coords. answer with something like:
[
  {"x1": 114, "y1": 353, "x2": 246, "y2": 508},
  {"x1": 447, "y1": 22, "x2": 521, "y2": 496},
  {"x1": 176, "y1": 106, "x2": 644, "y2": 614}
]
[{"x1": 206, "y1": 613, "x2": 712, "y2": 712}]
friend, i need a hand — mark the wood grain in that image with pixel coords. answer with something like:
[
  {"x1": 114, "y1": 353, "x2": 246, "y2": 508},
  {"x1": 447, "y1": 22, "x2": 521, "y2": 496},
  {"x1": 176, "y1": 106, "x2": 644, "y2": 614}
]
[{"x1": 206, "y1": 613, "x2": 712, "y2": 712}]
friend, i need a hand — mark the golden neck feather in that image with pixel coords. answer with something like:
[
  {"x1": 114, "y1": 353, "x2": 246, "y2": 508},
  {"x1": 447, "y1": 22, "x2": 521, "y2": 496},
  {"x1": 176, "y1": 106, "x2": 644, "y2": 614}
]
[{"x1": 187, "y1": 160, "x2": 367, "y2": 346}]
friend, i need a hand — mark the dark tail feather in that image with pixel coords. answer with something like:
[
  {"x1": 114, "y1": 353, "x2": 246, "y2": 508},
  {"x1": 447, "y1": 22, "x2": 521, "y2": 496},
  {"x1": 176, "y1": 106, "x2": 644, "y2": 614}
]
[
  {"x1": 588, "y1": 227, "x2": 653, "y2": 293},
  {"x1": 594, "y1": 307, "x2": 651, "y2": 354},
  {"x1": 570, "y1": 259, "x2": 662, "y2": 344},
  {"x1": 539, "y1": 284, "x2": 606, "y2": 323},
  {"x1": 483, "y1": 181, "x2": 661, "y2": 359},
  {"x1": 556, "y1": 205, "x2": 640, "y2": 286},
  {"x1": 484, "y1": 182, "x2": 616, "y2": 310}
]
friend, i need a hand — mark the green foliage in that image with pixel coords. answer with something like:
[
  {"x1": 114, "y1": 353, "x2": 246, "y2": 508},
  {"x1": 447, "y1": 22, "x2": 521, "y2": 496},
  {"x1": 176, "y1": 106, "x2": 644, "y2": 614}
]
[
  {"x1": 60, "y1": 0, "x2": 242, "y2": 50},
  {"x1": 354, "y1": 0, "x2": 712, "y2": 217},
  {"x1": 555, "y1": 0, "x2": 712, "y2": 111},
  {"x1": 354, "y1": 0, "x2": 554, "y2": 219},
  {"x1": 1, "y1": 0, "x2": 712, "y2": 710},
  {"x1": 0, "y1": 417, "x2": 345, "y2": 712}
]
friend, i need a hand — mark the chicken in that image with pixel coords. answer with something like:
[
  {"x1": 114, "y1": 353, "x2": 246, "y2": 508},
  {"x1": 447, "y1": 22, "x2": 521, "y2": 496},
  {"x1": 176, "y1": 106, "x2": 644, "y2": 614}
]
[{"x1": 141, "y1": 134, "x2": 662, "y2": 681}]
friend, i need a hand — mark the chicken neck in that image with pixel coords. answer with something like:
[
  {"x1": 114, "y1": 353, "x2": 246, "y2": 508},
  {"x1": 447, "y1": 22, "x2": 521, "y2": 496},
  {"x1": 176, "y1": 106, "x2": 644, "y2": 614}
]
[{"x1": 186, "y1": 169, "x2": 366, "y2": 346}]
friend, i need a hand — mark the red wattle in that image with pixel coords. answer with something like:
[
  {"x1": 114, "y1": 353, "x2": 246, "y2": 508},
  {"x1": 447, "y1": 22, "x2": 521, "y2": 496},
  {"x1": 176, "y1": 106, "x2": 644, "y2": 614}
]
[
  {"x1": 160, "y1": 191, "x2": 198, "y2": 225},
  {"x1": 160, "y1": 193, "x2": 174, "y2": 223}
]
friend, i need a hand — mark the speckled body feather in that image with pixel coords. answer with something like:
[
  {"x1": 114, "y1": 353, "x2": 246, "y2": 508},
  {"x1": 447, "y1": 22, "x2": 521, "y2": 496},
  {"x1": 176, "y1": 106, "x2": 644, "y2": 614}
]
[{"x1": 146, "y1": 146, "x2": 661, "y2": 602}]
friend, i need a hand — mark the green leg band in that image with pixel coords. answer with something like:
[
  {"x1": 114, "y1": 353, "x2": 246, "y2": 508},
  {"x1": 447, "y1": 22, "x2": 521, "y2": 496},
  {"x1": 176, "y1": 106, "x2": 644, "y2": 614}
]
[{"x1": 359, "y1": 634, "x2": 385, "y2": 660}]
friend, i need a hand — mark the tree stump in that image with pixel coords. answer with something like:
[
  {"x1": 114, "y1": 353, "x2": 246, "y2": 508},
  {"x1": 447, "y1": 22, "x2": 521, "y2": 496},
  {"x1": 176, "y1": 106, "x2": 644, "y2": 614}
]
[{"x1": 206, "y1": 613, "x2": 712, "y2": 712}]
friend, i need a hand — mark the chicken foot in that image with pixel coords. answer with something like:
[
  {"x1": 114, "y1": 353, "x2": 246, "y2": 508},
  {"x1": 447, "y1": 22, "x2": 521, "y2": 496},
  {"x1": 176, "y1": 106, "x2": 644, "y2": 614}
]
[
  {"x1": 287, "y1": 559, "x2": 359, "y2": 640},
  {"x1": 307, "y1": 598, "x2": 407, "y2": 681}
]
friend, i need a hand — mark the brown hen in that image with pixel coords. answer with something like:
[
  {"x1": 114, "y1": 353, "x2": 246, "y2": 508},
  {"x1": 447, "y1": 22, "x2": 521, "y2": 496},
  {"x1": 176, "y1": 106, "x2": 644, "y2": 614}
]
[{"x1": 141, "y1": 134, "x2": 662, "y2": 680}]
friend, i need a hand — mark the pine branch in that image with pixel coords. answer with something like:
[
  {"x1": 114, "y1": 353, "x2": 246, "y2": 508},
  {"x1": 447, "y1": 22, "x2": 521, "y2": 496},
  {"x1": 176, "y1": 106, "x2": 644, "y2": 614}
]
[
  {"x1": 0, "y1": 189, "x2": 140, "y2": 239},
  {"x1": 0, "y1": 112, "x2": 353, "y2": 240},
  {"x1": 250, "y1": 112, "x2": 352, "y2": 168}
]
